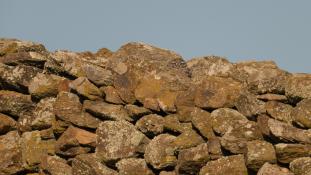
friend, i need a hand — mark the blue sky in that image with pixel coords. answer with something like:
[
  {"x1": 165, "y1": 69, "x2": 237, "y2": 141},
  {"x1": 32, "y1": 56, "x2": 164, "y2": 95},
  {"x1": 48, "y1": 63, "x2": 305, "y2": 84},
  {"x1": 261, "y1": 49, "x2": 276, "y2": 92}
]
[{"x1": 1, "y1": 0, "x2": 310, "y2": 73}]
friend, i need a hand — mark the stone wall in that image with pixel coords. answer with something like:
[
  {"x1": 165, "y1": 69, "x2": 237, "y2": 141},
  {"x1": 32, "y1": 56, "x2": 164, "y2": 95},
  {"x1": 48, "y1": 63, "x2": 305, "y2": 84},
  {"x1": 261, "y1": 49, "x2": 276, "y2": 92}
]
[{"x1": 0, "y1": 38, "x2": 311, "y2": 175}]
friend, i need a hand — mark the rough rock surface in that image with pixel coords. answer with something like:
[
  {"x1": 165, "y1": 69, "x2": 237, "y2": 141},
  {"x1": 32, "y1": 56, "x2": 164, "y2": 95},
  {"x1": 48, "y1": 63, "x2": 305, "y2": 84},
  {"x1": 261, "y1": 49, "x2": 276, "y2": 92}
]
[{"x1": 0, "y1": 38, "x2": 310, "y2": 174}]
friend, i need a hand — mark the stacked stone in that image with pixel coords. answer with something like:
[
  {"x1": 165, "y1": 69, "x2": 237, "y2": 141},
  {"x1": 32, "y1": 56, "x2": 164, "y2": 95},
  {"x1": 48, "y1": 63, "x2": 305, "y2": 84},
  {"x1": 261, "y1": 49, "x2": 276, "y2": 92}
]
[{"x1": 0, "y1": 38, "x2": 311, "y2": 175}]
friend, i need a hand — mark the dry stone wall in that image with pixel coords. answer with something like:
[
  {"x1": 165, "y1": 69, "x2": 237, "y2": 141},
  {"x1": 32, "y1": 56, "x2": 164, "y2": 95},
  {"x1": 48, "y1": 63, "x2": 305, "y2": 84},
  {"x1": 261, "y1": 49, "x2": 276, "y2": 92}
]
[{"x1": 0, "y1": 38, "x2": 311, "y2": 175}]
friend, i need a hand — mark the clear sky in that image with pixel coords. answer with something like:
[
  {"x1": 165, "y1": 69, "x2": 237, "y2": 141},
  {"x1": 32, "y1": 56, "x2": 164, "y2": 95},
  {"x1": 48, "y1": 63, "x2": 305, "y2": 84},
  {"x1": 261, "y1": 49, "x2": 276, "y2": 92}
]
[{"x1": 1, "y1": 0, "x2": 310, "y2": 73}]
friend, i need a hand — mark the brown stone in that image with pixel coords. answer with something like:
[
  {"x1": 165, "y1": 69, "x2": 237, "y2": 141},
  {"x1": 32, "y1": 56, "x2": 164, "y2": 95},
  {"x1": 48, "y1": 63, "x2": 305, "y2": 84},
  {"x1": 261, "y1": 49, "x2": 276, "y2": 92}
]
[
  {"x1": 40, "y1": 155, "x2": 72, "y2": 175},
  {"x1": 100, "y1": 85, "x2": 124, "y2": 104},
  {"x1": 257, "y1": 163, "x2": 294, "y2": 175},
  {"x1": 163, "y1": 114, "x2": 192, "y2": 133},
  {"x1": 190, "y1": 107, "x2": 215, "y2": 139},
  {"x1": 285, "y1": 73, "x2": 311, "y2": 101},
  {"x1": 199, "y1": 155, "x2": 248, "y2": 175},
  {"x1": 124, "y1": 104, "x2": 151, "y2": 120},
  {"x1": 289, "y1": 157, "x2": 311, "y2": 175},
  {"x1": 69, "y1": 77, "x2": 102, "y2": 100},
  {"x1": 116, "y1": 158, "x2": 154, "y2": 175},
  {"x1": 275, "y1": 143, "x2": 311, "y2": 164},
  {"x1": 257, "y1": 114, "x2": 271, "y2": 136},
  {"x1": 235, "y1": 91, "x2": 266, "y2": 117},
  {"x1": 0, "y1": 113, "x2": 16, "y2": 134},
  {"x1": 207, "y1": 137, "x2": 223, "y2": 160},
  {"x1": 173, "y1": 130, "x2": 205, "y2": 150},
  {"x1": 266, "y1": 101, "x2": 293, "y2": 124},
  {"x1": 136, "y1": 114, "x2": 165, "y2": 136},
  {"x1": 0, "y1": 38, "x2": 46, "y2": 57},
  {"x1": 257, "y1": 93, "x2": 288, "y2": 102},
  {"x1": 30, "y1": 97, "x2": 56, "y2": 130},
  {"x1": 291, "y1": 99, "x2": 311, "y2": 128}
]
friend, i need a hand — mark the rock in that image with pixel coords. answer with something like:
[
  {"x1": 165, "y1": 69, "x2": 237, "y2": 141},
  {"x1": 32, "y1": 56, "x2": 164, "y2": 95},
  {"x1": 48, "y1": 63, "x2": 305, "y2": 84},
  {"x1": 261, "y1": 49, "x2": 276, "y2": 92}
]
[
  {"x1": 176, "y1": 143, "x2": 210, "y2": 175},
  {"x1": 257, "y1": 93, "x2": 288, "y2": 102},
  {"x1": 29, "y1": 73, "x2": 70, "y2": 99},
  {"x1": 233, "y1": 60, "x2": 288, "y2": 94},
  {"x1": 124, "y1": 104, "x2": 151, "y2": 120},
  {"x1": 159, "y1": 172, "x2": 176, "y2": 175},
  {"x1": 144, "y1": 134, "x2": 177, "y2": 169},
  {"x1": 173, "y1": 130, "x2": 205, "y2": 150},
  {"x1": 257, "y1": 163, "x2": 294, "y2": 175},
  {"x1": 83, "y1": 100, "x2": 131, "y2": 121},
  {"x1": 187, "y1": 56, "x2": 235, "y2": 82},
  {"x1": 113, "y1": 72, "x2": 138, "y2": 104},
  {"x1": 96, "y1": 120, "x2": 146, "y2": 162},
  {"x1": 194, "y1": 76, "x2": 243, "y2": 109},
  {"x1": 136, "y1": 114, "x2": 165, "y2": 136},
  {"x1": 69, "y1": 77, "x2": 102, "y2": 100},
  {"x1": 100, "y1": 85, "x2": 124, "y2": 104},
  {"x1": 199, "y1": 155, "x2": 248, "y2": 175},
  {"x1": 30, "y1": 97, "x2": 56, "y2": 130},
  {"x1": 257, "y1": 114, "x2": 271, "y2": 136},
  {"x1": 0, "y1": 38, "x2": 46, "y2": 57},
  {"x1": 211, "y1": 108, "x2": 248, "y2": 135},
  {"x1": 268, "y1": 118, "x2": 311, "y2": 144},
  {"x1": 0, "y1": 51, "x2": 47, "y2": 68},
  {"x1": 0, "y1": 131, "x2": 23, "y2": 174},
  {"x1": 291, "y1": 99, "x2": 311, "y2": 128},
  {"x1": 275, "y1": 143, "x2": 311, "y2": 164},
  {"x1": 190, "y1": 107, "x2": 215, "y2": 139},
  {"x1": 72, "y1": 153, "x2": 118, "y2": 175},
  {"x1": 289, "y1": 157, "x2": 311, "y2": 175},
  {"x1": 0, "y1": 90, "x2": 34, "y2": 117},
  {"x1": 207, "y1": 137, "x2": 223, "y2": 160},
  {"x1": 20, "y1": 131, "x2": 55, "y2": 170},
  {"x1": 55, "y1": 126, "x2": 96, "y2": 157},
  {"x1": 40, "y1": 155, "x2": 72, "y2": 175},
  {"x1": 285, "y1": 73, "x2": 311, "y2": 101},
  {"x1": 116, "y1": 158, "x2": 154, "y2": 175},
  {"x1": 220, "y1": 121, "x2": 263, "y2": 154},
  {"x1": 266, "y1": 101, "x2": 293, "y2": 124},
  {"x1": 245, "y1": 140, "x2": 277, "y2": 170},
  {"x1": 235, "y1": 91, "x2": 266, "y2": 118},
  {"x1": 0, "y1": 113, "x2": 16, "y2": 134},
  {"x1": 163, "y1": 114, "x2": 192, "y2": 133},
  {"x1": 0, "y1": 63, "x2": 42, "y2": 92},
  {"x1": 54, "y1": 92, "x2": 100, "y2": 129}
]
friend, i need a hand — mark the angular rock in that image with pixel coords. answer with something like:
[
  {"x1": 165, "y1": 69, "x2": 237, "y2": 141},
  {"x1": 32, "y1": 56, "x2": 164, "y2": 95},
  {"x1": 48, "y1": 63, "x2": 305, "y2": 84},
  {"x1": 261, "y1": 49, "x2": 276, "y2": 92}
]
[
  {"x1": 176, "y1": 143, "x2": 210, "y2": 175},
  {"x1": 257, "y1": 93, "x2": 288, "y2": 102},
  {"x1": 207, "y1": 137, "x2": 223, "y2": 160},
  {"x1": 30, "y1": 97, "x2": 56, "y2": 130},
  {"x1": 113, "y1": 72, "x2": 138, "y2": 104},
  {"x1": 96, "y1": 120, "x2": 146, "y2": 162},
  {"x1": 0, "y1": 90, "x2": 34, "y2": 117},
  {"x1": 257, "y1": 163, "x2": 294, "y2": 175},
  {"x1": 72, "y1": 153, "x2": 117, "y2": 175},
  {"x1": 116, "y1": 158, "x2": 154, "y2": 175},
  {"x1": 0, "y1": 50, "x2": 47, "y2": 68},
  {"x1": 100, "y1": 85, "x2": 124, "y2": 104},
  {"x1": 28, "y1": 73, "x2": 70, "y2": 99},
  {"x1": 0, "y1": 38, "x2": 46, "y2": 57},
  {"x1": 124, "y1": 104, "x2": 151, "y2": 120},
  {"x1": 163, "y1": 114, "x2": 192, "y2": 133},
  {"x1": 0, "y1": 113, "x2": 16, "y2": 134},
  {"x1": 54, "y1": 92, "x2": 100, "y2": 128},
  {"x1": 275, "y1": 143, "x2": 311, "y2": 164},
  {"x1": 83, "y1": 100, "x2": 131, "y2": 121},
  {"x1": 199, "y1": 155, "x2": 248, "y2": 175},
  {"x1": 289, "y1": 157, "x2": 311, "y2": 175},
  {"x1": 144, "y1": 134, "x2": 177, "y2": 169},
  {"x1": 235, "y1": 91, "x2": 266, "y2": 117},
  {"x1": 21, "y1": 131, "x2": 55, "y2": 170},
  {"x1": 291, "y1": 99, "x2": 311, "y2": 128},
  {"x1": 194, "y1": 76, "x2": 243, "y2": 109},
  {"x1": 55, "y1": 126, "x2": 96, "y2": 157},
  {"x1": 266, "y1": 101, "x2": 293, "y2": 124},
  {"x1": 257, "y1": 114, "x2": 271, "y2": 136},
  {"x1": 159, "y1": 171, "x2": 176, "y2": 175},
  {"x1": 40, "y1": 155, "x2": 72, "y2": 175},
  {"x1": 285, "y1": 73, "x2": 311, "y2": 101},
  {"x1": 245, "y1": 140, "x2": 277, "y2": 170},
  {"x1": 136, "y1": 114, "x2": 165, "y2": 136},
  {"x1": 268, "y1": 118, "x2": 311, "y2": 144},
  {"x1": 173, "y1": 130, "x2": 205, "y2": 150},
  {"x1": 0, "y1": 63, "x2": 41, "y2": 92},
  {"x1": 190, "y1": 107, "x2": 215, "y2": 139},
  {"x1": 0, "y1": 131, "x2": 23, "y2": 174},
  {"x1": 69, "y1": 77, "x2": 102, "y2": 100}
]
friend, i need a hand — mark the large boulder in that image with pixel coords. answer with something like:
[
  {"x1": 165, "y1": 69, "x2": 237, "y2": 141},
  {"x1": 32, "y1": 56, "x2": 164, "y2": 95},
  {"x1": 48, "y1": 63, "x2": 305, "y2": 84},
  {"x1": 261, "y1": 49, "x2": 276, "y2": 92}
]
[
  {"x1": 291, "y1": 99, "x2": 311, "y2": 128},
  {"x1": 69, "y1": 77, "x2": 102, "y2": 100}
]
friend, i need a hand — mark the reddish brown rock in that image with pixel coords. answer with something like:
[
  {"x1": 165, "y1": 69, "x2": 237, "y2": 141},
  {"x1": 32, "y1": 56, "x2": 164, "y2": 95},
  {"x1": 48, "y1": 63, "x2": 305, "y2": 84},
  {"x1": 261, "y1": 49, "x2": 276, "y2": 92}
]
[
  {"x1": 100, "y1": 85, "x2": 124, "y2": 104},
  {"x1": 207, "y1": 137, "x2": 223, "y2": 160},
  {"x1": 69, "y1": 77, "x2": 102, "y2": 100},
  {"x1": 257, "y1": 163, "x2": 294, "y2": 175},
  {"x1": 266, "y1": 101, "x2": 293, "y2": 124},
  {"x1": 40, "y1": 155, "x2": 72, "y2": 175},
  {"x1": 136, "y1": 114, "x2": 165, "y2": 136},
  {"x1": 0, "y1": 38, "x2": 46, "y2": 57},
  {"x1": 190, "y1": 107, "x2": 215, "y2": 139},
  {"x1": 285, "y1": 73, "x2": 311, "y2": 101},
  {"x1": 275, "y1": 143, "x2": 311, "y2": 164},
  {"x1": 0, "y1": 113, "x2": 16, "y2": 134},
  {"x1": 289, "y1": 157, "x2": 311, "y2": 175},
  {"x1": 257, "y1": 93, "x2": 288, "y2": 102},
  {"x1": 291, "y1": 99, "x2": 311, "y2": 128},
  {"x1": 30, "y1": 97, "x2": 56, "y2": 130},
  {"x1": 124, "y1": 104, "x2": 151, "y2": 120},
  {"x1": 235, "y1": 91, "x2": 266, "y2": 117},
  {"x1": 163, "y1": 114, "x2": 192, "y2": 133},
  {"x1": 116, "y1": 158, "x2": 154, "y2": 175},
  {"x1": 173, "y1": 130, "x2": 205, "y2": 150}
]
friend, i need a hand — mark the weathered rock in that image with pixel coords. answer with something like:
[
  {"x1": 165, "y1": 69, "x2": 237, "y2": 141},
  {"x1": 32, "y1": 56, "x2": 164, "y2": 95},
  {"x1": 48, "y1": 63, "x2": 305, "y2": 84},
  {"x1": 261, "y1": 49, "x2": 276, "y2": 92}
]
[
  {"x1": 125, "y1": 104, "x2": 151, "y2": 120},
  {"x1": 268, "y1": 118, "x2": 311, "y2": 144},
  {"x1": 0, "y1": 90, "x2": 34, "y2": 117},
  {"x1": 207, "y1": 137, "x2": 223, "y2": 160},
  {"x1": 96, "y1": 120, "x2": 146, "y2": 162},
  {"x1": 190, "y1": 107, "x2": 215, "y2": 139},
  {"x1": 245, "y1": 140, "x2": 277, "y2": 170},
  {"x1": 257, "y1": 163, "x2": 294, "y2": 175},
  {"x1": 55, "y1": 126, "x2": 96, "y2": 157},
  {"x1": 136, "y1": 114, "x2": 165, "y2": 136},
  {"x1": 0, "y1": 131, "x2": 23, "y2": 174},
  {"x1": 187, "y1": 56, "x2": 235, "y2": 82},
  {"x1": 275, "y1": 143, "x2": 311, "y2": 164},
  {"x1": 0, "y1": 38, "x2": 46, "y2": 57},
  {"x1": 113, "y1": 72, "x2": 138, "y2": 104},
  {"x1": 70, "y1": 77, "x2": 102, "y2": 100},
  {"x1": 235, "y1": 91, "x2": 266, "y2": 118},
  {"x1": 0, "y1": 63, "x2": 42, "y2": 92},
  {"x1": 0, "y1": 113, "x2": 16, "y2": 134},
  {"x1": 100, "y1": 85, "x2": 124, "y2": 104},
  {"x1": 285, "y1": 73, "x2": 311, "y2": 101},
  {"x1": 176, "y1": 143, "x2": 210, "y2": 175},
  {"x1": 289, "y1": 157, "x2": 311, "y2": 175},
  {"x1": 266, "y1": 101, "x2": 293, "y2": 124},
  {"x1": 21, "y1": 131, "x2": 55, "y2": 170},
  {"x1": 257, "y1": 93, "x2": 288, "y2": 102},
  {"x1": 173, "y1": 130, "x2": 205, "y2": 150},
  {"x1": 199, "y1": 155, "x2": 248, "y2": 175},
  {"x1": 159, "y1": 171, "x2": 176, "y2": 175},
  {"x1": 163, "y1": 114, "x2": 192, "y2": 133},
  {"x1": 54, "y1": 92, "x2": 100, "y2": 128},
  {"x1": 233, "y1": 60, "x2": 289, "y2": 94},
  {"x1": 83, "y1": 100, "x2": 131, "y2": 121},
  {"x1": 194, "y1": 76, "x2": 243, "y2": 109},
  {"x1": 116, "y1": 158, "x2": 154, "y2": 175},
  {"x1": 72, "y1": 153, "x2": 117, "y2": 175},
  {"x1": 144, "y1": 134, "x2": 177, "y2": 169},
  {"x1": 291, "y1": 99, "x2": 311, "y2": 128},
  {"x1": 257, "y1": 114, "x2": 271, "y2": 136},
  {"x1": 40, "y1": 155, "x2": 72, "y2": 175}
]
